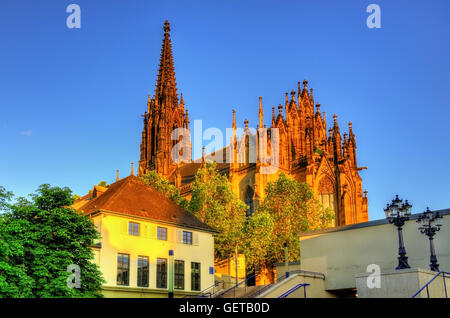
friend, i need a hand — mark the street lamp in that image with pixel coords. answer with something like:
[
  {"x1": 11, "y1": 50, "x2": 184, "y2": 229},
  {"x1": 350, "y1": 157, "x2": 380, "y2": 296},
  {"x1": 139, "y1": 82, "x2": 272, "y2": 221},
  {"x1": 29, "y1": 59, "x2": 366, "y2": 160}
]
[
  {"x1": 384, "y1": 195, "x2": 412, "y2": 270},
  {"x1": 417, "y1": 207, "x2": 443, "y2": 272}
]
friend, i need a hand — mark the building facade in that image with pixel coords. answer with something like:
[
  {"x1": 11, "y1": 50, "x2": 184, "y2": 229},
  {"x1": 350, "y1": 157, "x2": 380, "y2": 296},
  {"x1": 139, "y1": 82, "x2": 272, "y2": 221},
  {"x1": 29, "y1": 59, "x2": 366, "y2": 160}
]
[
  {"x1": 75, "y1": 176, "x2": 216, "y2": 297},
  {"x1": 138, "y1": 21, "x2": 368, "y2": 226}
]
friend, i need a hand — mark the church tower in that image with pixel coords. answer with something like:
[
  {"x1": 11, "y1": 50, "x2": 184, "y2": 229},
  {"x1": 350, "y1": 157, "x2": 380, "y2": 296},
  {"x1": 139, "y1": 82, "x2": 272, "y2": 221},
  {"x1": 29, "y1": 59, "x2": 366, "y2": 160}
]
[{"x1": 138, "y1": 20, "x2": 191, "y2": 178}]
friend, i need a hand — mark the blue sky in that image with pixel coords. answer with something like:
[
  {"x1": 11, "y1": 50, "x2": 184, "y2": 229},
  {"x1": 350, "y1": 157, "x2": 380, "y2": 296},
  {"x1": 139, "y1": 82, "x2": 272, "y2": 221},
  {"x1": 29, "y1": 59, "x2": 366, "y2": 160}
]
[{"x1": 1, "y1": 0, "x2": 449, "y2": 220}]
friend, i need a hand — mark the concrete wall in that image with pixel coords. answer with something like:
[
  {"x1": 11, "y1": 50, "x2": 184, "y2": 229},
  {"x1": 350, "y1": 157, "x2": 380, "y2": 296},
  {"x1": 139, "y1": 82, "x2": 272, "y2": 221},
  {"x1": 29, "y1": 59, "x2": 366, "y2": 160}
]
[
  {"x1": 299, "y1": 210, "x2": 450, "y2": 292},
  {"x1": 356, "y1": 268, "x2": 450, "y2": 298},
  {"x1": 94, "y1": 212, "x2": 215, "y2": 297},
  {"x1": 260, "y1": 273, "x2": 335, "y2": 298}
]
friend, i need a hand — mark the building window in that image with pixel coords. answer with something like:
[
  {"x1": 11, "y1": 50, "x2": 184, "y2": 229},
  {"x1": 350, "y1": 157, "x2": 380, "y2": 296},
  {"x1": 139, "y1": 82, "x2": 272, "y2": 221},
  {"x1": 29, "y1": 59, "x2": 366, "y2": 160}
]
[
  {"x1": 137, "y1": 256, "x2": 149, "y2": 287},
  {"x1": 157, "y1": 227, "x2": 167, "y2": 241},
  {"x1": 182, "y1": 231, "x2": 193, "y2": 245},
  {"x1": 174, "y1": 260, "x2": 185, "y2": 290},
  {"x1": 156, "y1": 258, "x2": 167, "y2": 288},
  {"x1": 191, "y1": 262, "x2": 201, "y2": 291},
  {"x1": 245, "y1": 186, "x2": 254, "y2": 216},
  {"x1": 117, "y1": 253, "x2": 129, "y2": 286},
  {"x1": 129, "y1": 222, "x2": 140, "y2": 236}
]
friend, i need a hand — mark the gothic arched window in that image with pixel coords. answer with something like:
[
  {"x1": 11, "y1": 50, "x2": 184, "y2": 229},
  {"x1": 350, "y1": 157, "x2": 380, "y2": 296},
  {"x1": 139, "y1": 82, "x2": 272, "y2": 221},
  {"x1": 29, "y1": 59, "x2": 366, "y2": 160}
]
[
  {"x1": 245, "y1": 186, "x2": 254, "y2": 217},
  {"x1": 318, "y1": 177, "x2": 336, "y2": 222}
]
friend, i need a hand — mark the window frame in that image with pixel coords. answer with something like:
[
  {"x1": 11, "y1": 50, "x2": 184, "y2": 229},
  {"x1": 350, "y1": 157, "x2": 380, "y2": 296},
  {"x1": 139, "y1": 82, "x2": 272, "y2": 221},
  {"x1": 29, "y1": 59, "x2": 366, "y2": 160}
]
[
  {"x1": 191, "y1": 262, "x2": 201, "y2": 291},
  {"x1": 156, "y1": 258, "x2": 168, "y2": 289},
  {"x1": 128, "y1": 221, "x2": 140, "y2": 236},
  {"x1": 116, "y1": 253, "x2": 130, "y2": 286},
  {"x1": 174, "y1": 260, "x2": 185, "y2": 290},
  {"x1": 157, "y1": 226, "x2": 167, "y2": 241},
  {"x1": 182, "y1": 231, "x2": 193, "y2": 245},
  {"x1": 137, "y1": 255, "x2": 149, "y2": 288}
]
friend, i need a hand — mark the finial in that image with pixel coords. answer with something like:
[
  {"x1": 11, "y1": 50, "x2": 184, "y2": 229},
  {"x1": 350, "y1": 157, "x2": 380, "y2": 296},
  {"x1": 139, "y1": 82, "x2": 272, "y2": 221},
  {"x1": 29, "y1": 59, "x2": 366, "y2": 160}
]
[
  {"x1": 278, "y1": 104, "x2": 283, "y2": 114},
  {"x1": 316, "y1": 103, "x2": 320, "y2": 113},
  {"x1": 130, "y1": 162, "x2": 134, "y2": 176},
  {"x1": 291, "y1": 90, "x2": 296, "y2": 100},
  {"x1": 164, "y1": 20, "x2": 170, "y2": 34},
  {"x1": 348, "y1": 121, "x2": 353, "y2": 132},
  {"x1": 202, "y1": 146, "x2": 206, "y2": 165},
  {"x1": 285, "y1": 92, "x2": 288, "y2": 103},
  {"x1": 303, "y1": 79, "x2": 308, "y2": 89},
  {"x1": 259, "y1": 97, "x2": 263, "y2": 127},
  {"x1": 298, "y1": 81, "x2": 301, "y2": 93},
  {"x1": 364, "y1": 190, "x2": 368, "y2": 198},
  {"x1": 232, "y1": 109, "x2": 236, "y2": 129},
  {"x1": 116, "y1": 169, "x2": 119, "y2": 182},
  {"x1": 244, "y1": 119, "x2": 249, "y2": 130},
  {"x1": 333, "y1": 114, "x2": 338, "y2": 123},
  {"x1": 147, "y1": 94, "x2": 151, "y2": 113}
]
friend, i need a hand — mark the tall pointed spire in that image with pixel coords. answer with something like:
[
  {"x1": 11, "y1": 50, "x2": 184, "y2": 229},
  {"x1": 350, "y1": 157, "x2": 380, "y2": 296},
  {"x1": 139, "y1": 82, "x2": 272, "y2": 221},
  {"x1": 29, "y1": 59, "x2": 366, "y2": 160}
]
[
  {"x1": 155, "y1": 20, "x2": 178, "y2": 107},
  {"x1": 258, "y1": 96, "x2": 263, "y2": 128}
]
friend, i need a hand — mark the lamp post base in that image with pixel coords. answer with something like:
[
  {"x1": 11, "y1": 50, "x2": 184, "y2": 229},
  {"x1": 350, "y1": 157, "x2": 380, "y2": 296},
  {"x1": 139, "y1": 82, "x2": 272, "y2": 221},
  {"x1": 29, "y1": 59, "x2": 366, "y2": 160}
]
[{"x1": 430, "y1": 255, "x2": 440, "y2": 272}]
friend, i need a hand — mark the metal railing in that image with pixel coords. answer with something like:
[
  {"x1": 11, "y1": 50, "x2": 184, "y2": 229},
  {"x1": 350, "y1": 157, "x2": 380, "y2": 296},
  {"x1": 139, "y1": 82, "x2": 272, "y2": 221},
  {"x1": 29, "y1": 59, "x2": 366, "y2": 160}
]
[
  {"x1": 247, "y1": 269, "x2": 325, "y2": 298},
  {"x1": 214, "y1": 274, "x2": 256, "y2": 298},
  {"x1": 183, "y1": 281, "x2": 221, "y2": 298},
  {"x1": 287, "y1": 269, "x2": 326, "y2": 280},
  {"x1": 246, "y1": 271, "x2": 290, "y2": 298},
  {"x1": 278, "y1": 283, "x2": 310, "y2": 298},
  {"x1": 412, "y1": 271, "x2": 449, "y2": 298}
]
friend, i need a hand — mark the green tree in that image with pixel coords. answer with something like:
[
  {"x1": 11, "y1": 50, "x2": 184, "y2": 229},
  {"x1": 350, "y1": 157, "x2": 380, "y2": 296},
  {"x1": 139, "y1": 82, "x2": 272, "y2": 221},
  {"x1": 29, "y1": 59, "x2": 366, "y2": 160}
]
[
  {"x1": 188, "y1": 162, "x2": 248, "y2": 261},
  {"x1": 0, "y1": 186, "x2": 13, "y2": 212},
  {"x1": 97, "y1": 181, "x2": 108, "y2": 188},
  {"x1": 0, "y1": 185, "x2": 105, "y2": 298},
  {"x1": 140, "y1": 170, "x2": 188, "y2": 209},
  {"x1": 244, "y1": 173, "x2": 334, "y2": 270}
]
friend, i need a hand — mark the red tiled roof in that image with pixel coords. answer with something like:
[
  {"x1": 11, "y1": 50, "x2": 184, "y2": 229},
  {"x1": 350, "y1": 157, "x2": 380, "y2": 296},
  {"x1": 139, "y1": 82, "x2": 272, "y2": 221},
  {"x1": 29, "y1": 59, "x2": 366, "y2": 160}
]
[{"x1": 78, "y1": 175, "x2": 216, "y2": 232}]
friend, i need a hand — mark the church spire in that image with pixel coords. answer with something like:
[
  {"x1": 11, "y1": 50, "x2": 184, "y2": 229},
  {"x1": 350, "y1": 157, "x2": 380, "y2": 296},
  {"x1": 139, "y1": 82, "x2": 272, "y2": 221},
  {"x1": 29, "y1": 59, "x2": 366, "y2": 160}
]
[
  {"x1": 258, "y1": 96, "x2": 263, "y2": 128},
  {"x1": 155, "y1": 20, "x2": 178, "y2": 107}
]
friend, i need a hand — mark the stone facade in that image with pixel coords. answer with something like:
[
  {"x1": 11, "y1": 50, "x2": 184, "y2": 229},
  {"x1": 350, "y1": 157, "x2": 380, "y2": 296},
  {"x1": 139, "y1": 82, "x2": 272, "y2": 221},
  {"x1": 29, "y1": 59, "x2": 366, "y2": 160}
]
[{"x1": 138, "y1": 21, "x2": 368, "y2": 226}]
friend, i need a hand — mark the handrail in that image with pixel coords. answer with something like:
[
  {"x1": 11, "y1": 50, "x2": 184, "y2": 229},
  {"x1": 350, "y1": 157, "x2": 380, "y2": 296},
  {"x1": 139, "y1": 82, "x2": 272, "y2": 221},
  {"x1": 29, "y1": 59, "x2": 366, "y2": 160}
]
[
  {"x1": 412, "y1": 271, "x2": 450, "y2": 298},
  {"x1": 247, "y1": 269, "x2": 325, "y2": 298},
  {"x1": 278, "y1": 283, "x2": 310, "y2": 298},
  {"x1": 183, "y1": 281, "x2": 221, "y2": 298},
  {"x1": 215, "y1": 274, "x2": 256, "y2": 298},
  {"x1": 288, "y1": 269, "x2": 326, "y2": 280},
  {"x1": 246, "y1": 271, "x2": 290, "y2": 298}
]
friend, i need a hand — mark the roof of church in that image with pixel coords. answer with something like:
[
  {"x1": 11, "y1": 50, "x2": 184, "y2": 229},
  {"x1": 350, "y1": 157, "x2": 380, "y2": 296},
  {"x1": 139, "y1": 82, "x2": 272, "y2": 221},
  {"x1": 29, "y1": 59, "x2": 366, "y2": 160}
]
[{"x1": 78, "y1": 175, "x2": 216, "y2": 233}]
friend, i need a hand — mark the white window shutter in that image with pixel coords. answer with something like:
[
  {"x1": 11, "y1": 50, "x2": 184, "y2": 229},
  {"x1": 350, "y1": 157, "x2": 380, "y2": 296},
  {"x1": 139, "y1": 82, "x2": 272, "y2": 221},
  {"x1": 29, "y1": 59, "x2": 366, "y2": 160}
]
[
  {"x1": 121, "y1": 220, "x2": 128, "y2": 235},
  {"x1": 151, "y1": 225, "x2": 157, "y2": 239},
  {"x1": 193, "y1": 233, "x2": 199, "y2": 246},
  {"x1": 168, "y1": 228, "x2": 175, "y2": 242},
  {"x1": 142, "y1": 224, "x2": 148, "y2": 238}
]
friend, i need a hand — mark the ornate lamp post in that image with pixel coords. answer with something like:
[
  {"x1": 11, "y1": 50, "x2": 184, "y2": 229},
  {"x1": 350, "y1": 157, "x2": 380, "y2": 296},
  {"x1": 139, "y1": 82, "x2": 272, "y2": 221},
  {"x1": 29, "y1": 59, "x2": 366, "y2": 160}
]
[
  {"x1": 384, "y1": 195, "x2": 412, "y2": 270},
  {"x1": 417, "y1": 208, "x2": 443, "y2": 272}
]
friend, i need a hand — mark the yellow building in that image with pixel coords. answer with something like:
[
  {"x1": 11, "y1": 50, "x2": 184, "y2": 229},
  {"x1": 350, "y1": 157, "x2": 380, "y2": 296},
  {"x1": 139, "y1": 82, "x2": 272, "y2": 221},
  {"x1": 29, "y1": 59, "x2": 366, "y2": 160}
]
[{"x1": 74, "y1": 175, "x2": 217, "y2": 298}]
